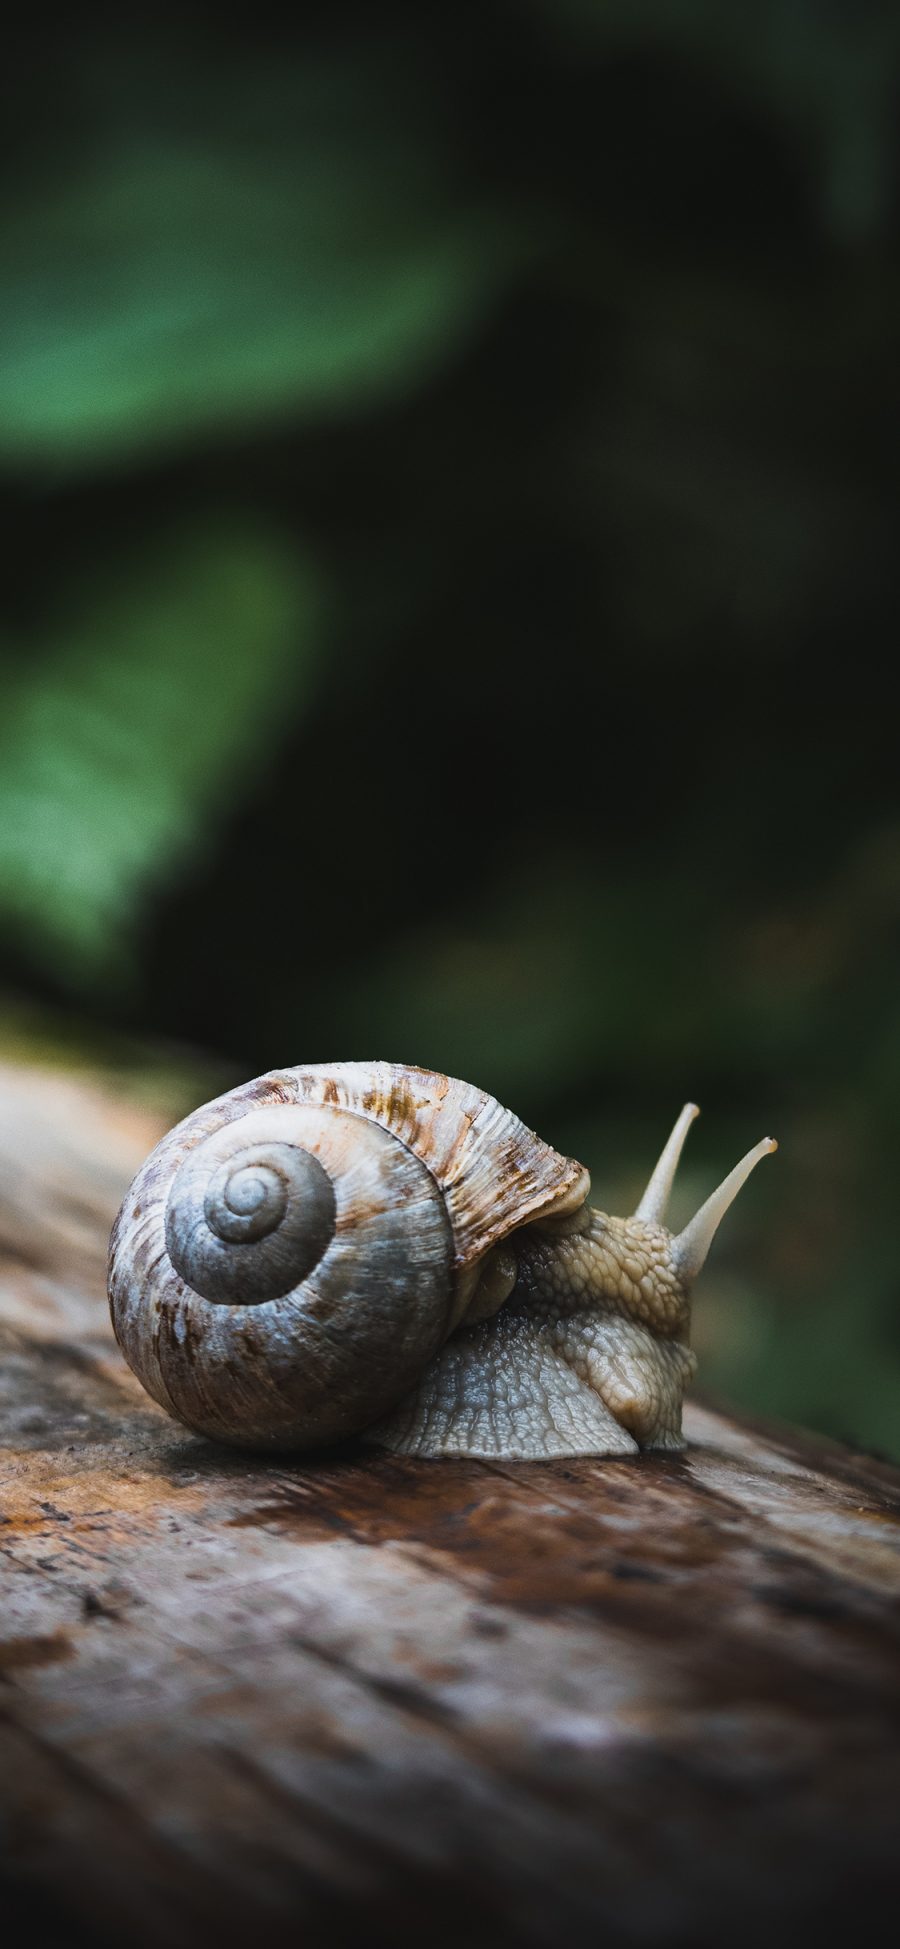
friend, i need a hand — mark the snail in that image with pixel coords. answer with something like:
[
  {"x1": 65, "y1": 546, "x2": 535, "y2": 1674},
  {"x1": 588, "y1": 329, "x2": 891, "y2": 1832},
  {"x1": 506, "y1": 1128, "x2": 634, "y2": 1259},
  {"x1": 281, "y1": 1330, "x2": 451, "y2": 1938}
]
[{"x1": 108, "y1": 1061, "x2": 776, "y2": 1459}]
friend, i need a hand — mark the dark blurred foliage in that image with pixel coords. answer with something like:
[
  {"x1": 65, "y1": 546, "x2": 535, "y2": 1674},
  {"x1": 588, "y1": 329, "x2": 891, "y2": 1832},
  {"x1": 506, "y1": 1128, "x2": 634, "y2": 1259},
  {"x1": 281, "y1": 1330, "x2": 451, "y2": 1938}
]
[{"x1": 1, "y1": 1, "x2": 899, "y2": 1452}]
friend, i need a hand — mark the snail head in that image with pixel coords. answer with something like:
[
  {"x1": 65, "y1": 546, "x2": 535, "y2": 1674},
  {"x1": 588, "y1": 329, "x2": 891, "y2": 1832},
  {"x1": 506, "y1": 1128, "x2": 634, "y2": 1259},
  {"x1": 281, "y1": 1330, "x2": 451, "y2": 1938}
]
[{"x1": 549, "y1": 1104, "x2": 778, "y2": 1337}]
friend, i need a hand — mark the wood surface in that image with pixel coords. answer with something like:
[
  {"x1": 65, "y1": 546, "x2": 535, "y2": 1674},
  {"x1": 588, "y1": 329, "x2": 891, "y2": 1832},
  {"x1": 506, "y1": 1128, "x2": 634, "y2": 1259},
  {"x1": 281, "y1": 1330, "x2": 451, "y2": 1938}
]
[{"x1": 1, "y1": 1057, "x2": 898, "y2": 1948}]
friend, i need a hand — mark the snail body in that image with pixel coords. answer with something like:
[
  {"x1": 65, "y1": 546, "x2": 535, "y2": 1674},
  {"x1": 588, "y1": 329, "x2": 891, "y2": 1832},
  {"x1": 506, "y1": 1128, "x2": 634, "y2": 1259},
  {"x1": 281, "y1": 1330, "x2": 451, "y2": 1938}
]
[{"x1": 108, "y1": 1061, "x2": 775, "y2": 1458}]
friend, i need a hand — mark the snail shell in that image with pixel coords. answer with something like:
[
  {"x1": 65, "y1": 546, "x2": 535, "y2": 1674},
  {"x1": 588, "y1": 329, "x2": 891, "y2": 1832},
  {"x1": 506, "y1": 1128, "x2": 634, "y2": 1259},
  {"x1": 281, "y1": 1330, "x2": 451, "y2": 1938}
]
[{"x1": 108, "y1": 1061, "x2": 588, "y2": 1450}]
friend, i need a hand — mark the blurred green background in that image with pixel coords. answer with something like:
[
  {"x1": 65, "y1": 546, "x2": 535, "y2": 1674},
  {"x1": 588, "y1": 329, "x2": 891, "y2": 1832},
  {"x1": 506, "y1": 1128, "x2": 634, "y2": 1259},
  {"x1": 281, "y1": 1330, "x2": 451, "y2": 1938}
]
[{"x1": 1, "y1": 3, "x2": 898, "y2": 1455}]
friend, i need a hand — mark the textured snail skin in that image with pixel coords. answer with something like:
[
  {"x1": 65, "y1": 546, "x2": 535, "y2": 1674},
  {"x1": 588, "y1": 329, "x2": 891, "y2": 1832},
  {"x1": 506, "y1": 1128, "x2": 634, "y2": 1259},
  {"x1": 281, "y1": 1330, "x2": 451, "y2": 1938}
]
[
  {"x1": 108, "y1": 1062, "x2": 774, "y2": 1459},
  {"x1": 373, "y1": 1211, "x2": 696, "y2": 1458}
]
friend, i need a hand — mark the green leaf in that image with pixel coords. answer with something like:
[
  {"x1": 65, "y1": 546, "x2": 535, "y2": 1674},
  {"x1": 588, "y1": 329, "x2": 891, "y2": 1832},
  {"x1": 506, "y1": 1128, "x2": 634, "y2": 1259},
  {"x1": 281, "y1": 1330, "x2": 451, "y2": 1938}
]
[
  {"x1": 0, "y1": 524, "x2": 324, "y2": 980},
  {"x1": 0, "y1": 57, "x2": 506, "y2": 469}
]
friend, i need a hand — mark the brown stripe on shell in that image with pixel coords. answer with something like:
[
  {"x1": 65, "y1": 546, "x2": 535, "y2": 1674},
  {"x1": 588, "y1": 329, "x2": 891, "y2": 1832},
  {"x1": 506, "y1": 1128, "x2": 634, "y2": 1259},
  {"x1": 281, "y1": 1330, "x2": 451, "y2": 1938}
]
[{"x1": 267, "y1": 1061, "x2": 590, "y2": 1269}]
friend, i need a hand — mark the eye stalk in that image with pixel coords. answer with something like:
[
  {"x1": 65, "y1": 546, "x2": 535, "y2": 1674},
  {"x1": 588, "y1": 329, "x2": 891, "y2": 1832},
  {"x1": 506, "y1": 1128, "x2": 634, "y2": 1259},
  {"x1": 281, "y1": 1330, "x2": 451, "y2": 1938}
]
[
  {"x1": 670, "y1": 1131, "x2": 778, "y2": 1287},
  {"x1": 634, "y1": 1102, "x2": 777, "y2": 1290},
  {"x1": 633, "y1": 1101, "x2": 700, "y2": 1225}
]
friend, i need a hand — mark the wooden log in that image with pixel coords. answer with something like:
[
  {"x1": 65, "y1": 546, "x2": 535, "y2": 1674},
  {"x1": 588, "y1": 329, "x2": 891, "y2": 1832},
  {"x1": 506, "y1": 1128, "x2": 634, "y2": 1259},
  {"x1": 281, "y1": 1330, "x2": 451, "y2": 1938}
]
[{"x1": 1, "y1": 1057, "x2": 898, "y2": 1948}]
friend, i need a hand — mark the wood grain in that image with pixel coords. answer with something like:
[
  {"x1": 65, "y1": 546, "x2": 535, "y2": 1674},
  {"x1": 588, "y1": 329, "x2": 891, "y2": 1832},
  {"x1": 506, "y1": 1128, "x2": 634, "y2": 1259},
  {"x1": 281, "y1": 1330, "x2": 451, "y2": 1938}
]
[{"x1": 1, "y1": 1058, "x2": 898, "y2": 1948}]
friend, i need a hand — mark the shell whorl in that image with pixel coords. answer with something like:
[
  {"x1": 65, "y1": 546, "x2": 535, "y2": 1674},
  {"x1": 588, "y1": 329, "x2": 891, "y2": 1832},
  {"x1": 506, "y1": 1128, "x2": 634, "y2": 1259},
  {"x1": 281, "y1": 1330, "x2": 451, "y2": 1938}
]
[
  {"x1": 164, "y1": 1118, "x2": 337, "y2": 1305},
  {"x1": 108, "y1": 1061, "x2": 589, "y2": 1452}
]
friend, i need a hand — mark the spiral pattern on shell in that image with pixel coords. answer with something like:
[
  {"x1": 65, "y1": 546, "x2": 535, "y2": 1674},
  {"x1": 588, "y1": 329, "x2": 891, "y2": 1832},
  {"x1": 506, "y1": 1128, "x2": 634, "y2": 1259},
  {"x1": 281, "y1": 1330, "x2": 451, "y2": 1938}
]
[
  {"x1": 164, "y1": 1130, "x2": 338, "y2": 1306},
  {"x1": 109, "y1": 1099, "x2": 456, "y2": 1449}
]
